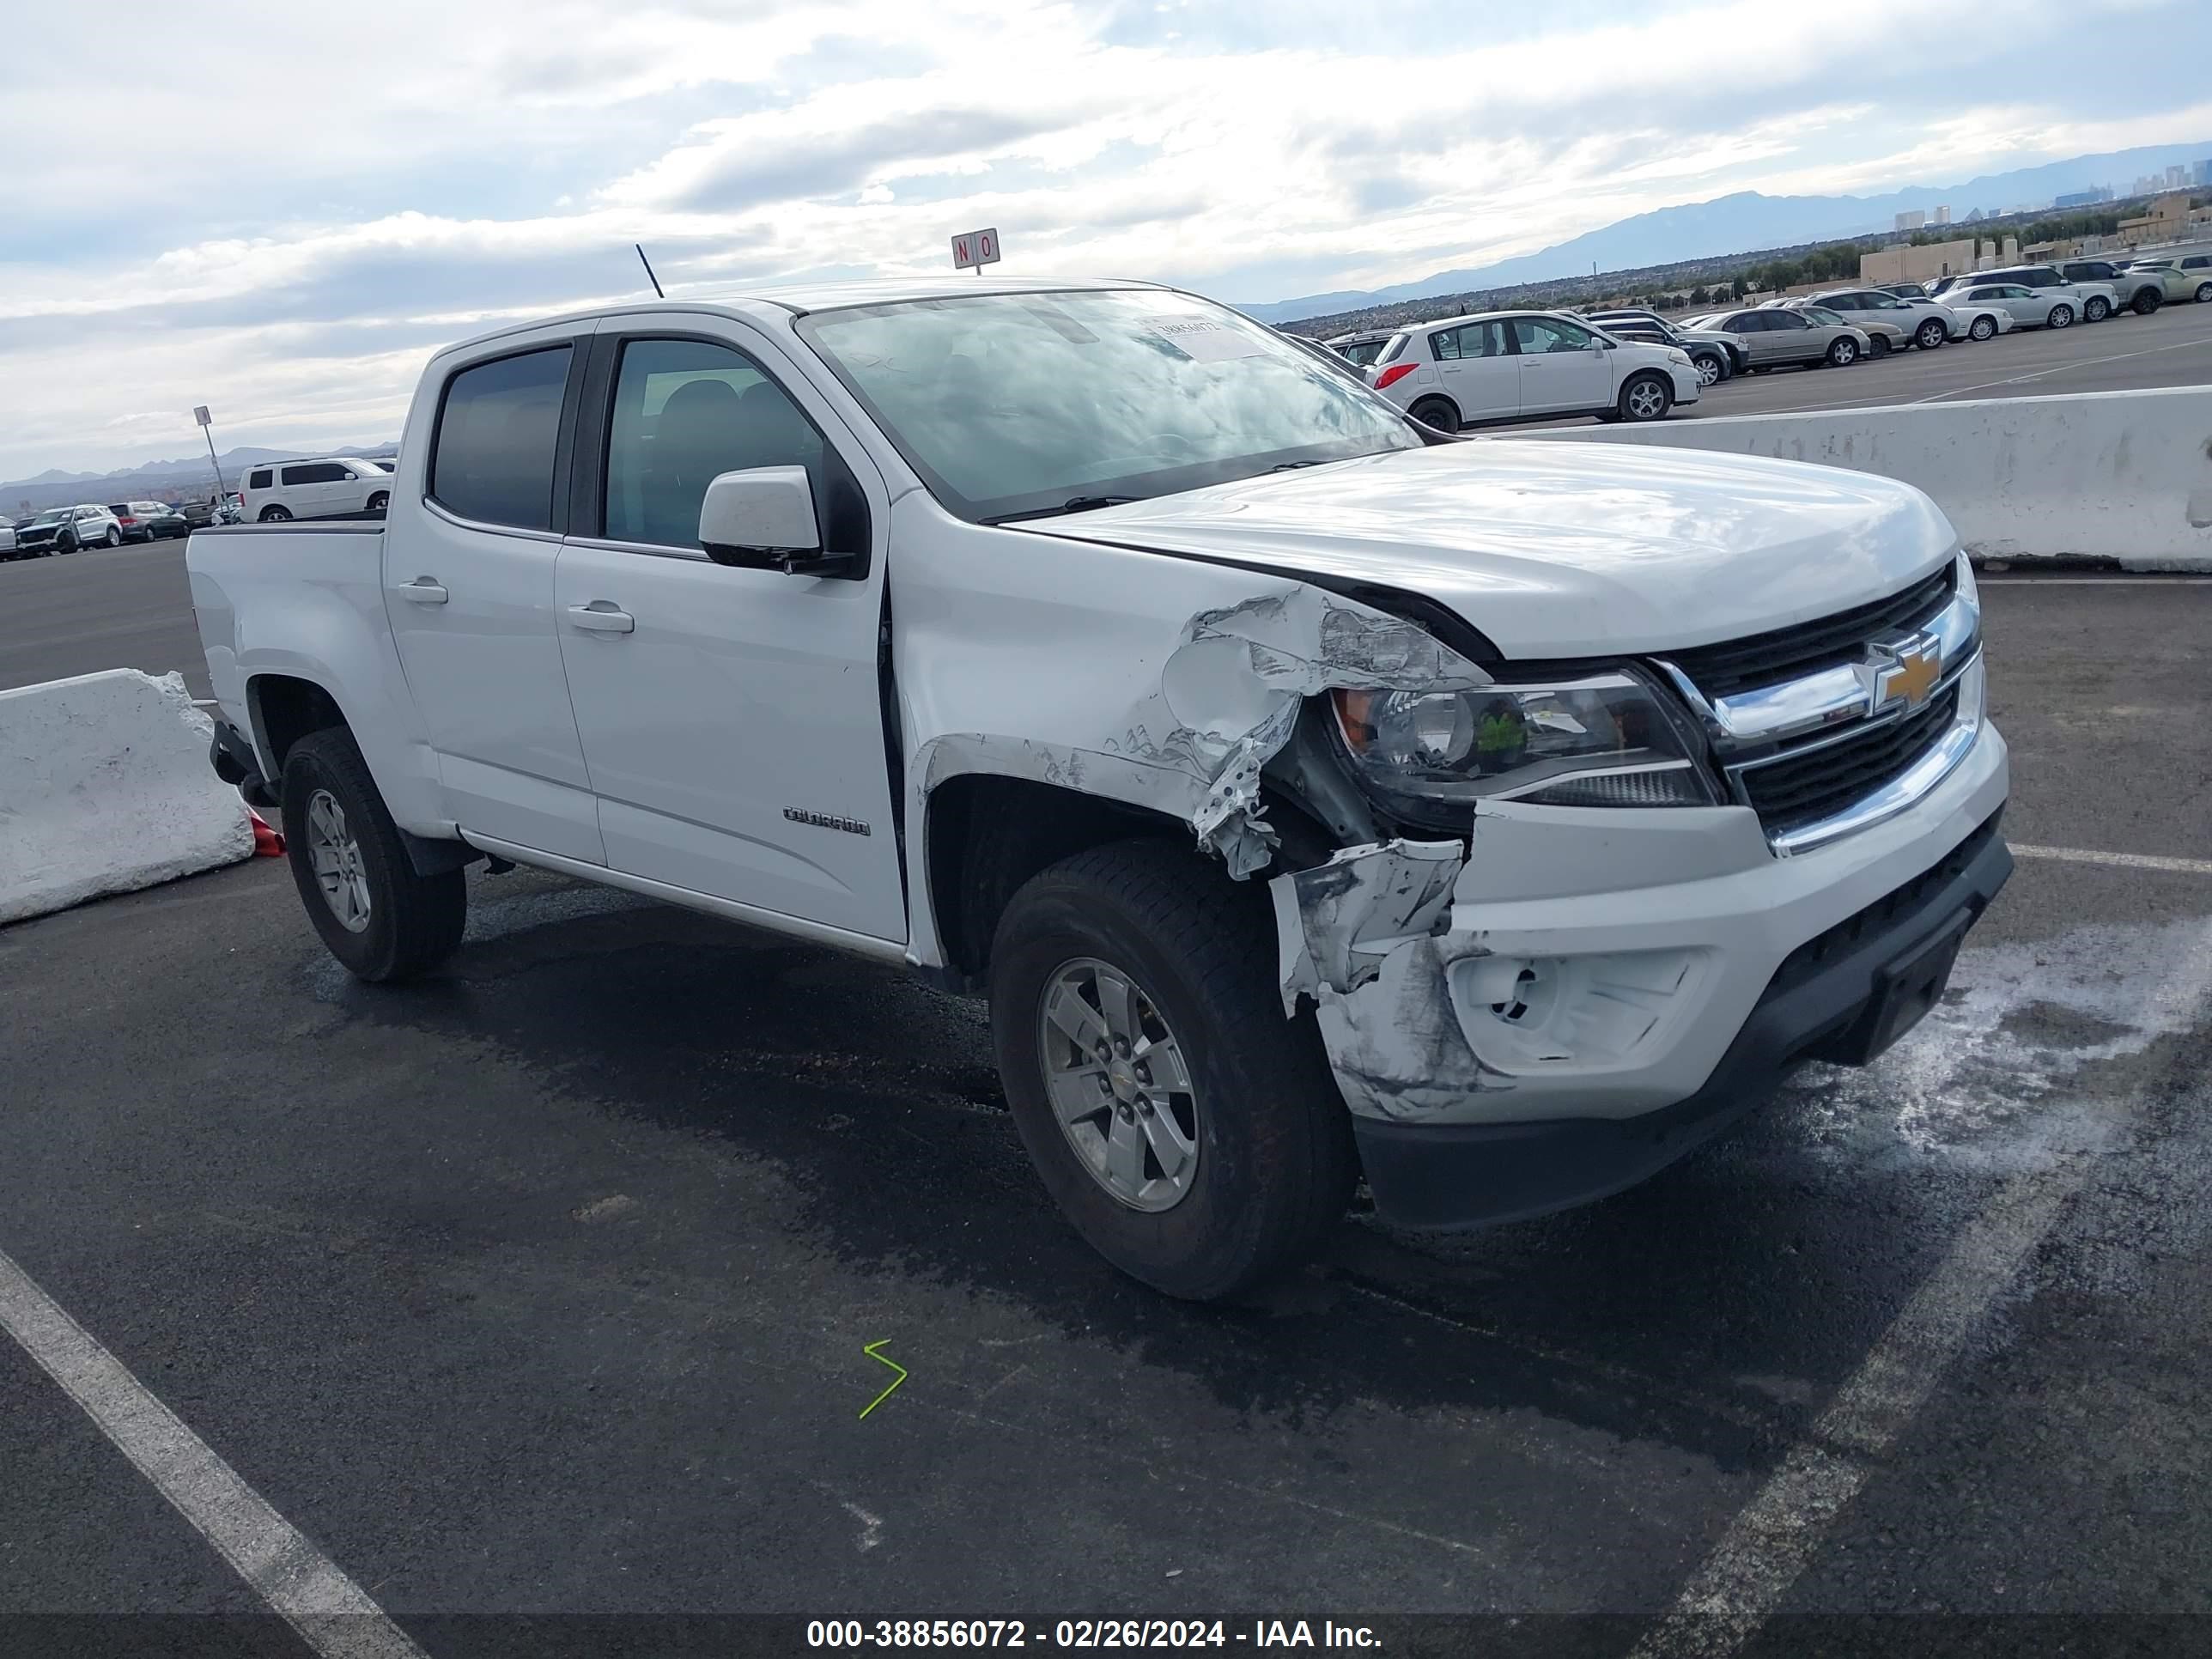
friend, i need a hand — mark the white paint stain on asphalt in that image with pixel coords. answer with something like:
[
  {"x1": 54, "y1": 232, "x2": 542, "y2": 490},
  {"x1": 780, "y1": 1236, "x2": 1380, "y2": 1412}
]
[
  {"x1": 2010, "y1": 842, "x2": 2212, "y2": 878},
  {"x1": 1634, "y1": 917, "x2": 2212, "y2": 1657},
  {"x1": 0, "y1": 1245, "x2": 427, "y2": 1659}
]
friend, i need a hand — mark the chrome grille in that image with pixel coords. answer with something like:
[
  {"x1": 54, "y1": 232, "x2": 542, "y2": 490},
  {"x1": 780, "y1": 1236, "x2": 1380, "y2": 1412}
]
[
  {"x1": 1735, "y1": 684, "x2": 1961, "y2": 836},
  {"x1": 1667, "y1": 567, "x2": 1954, "y2": 701}
]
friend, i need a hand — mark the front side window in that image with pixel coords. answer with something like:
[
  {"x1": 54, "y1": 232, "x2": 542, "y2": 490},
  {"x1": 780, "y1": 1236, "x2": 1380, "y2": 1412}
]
[
  {"x1": 603, "y1": 337, "x2": 828, "y2": 550},
  {"x1": 1510, "y1": 317, "x2": 1595, "y2": 354},
  {"x1": 429, "y1": 345, "x2": 573, "y2": 531},
  {"x1": 798, "y1": 289, "x2": 1419, "y2": 525}
]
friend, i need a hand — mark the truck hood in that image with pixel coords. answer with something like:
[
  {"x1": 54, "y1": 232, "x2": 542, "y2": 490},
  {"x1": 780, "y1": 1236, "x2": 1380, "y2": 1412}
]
[{"x1": 1031, "y1": 440, "x2": 1956, "y2": 660}]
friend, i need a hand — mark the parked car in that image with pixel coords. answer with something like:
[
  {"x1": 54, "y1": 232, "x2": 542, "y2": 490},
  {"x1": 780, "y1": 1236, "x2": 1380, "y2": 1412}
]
[
  {"x1": 1806, "y1": 288, "x2": 1962, "y2": 350},
  {"x1": 1871, "y1": 283, "x2": 1935, "y2": 300},
  {"x1": 12, "y1": 504, "x2": 123, "y2": 555},
  {"x1": 182, "y1": 498, "x2": 223, "y2": 528},
  {"x1": 1581, "y1": 308, "x2": 1743, "y2": 385},
  {"x1": 2059, "y1": 260, "x2": 2169, "y2": 316},
  {"x1": 1928, "y1": 266, "x2": 2106, "y2": 325},
  {"x1": 0, "y1": 520, "x2": 15, "y2": 561},
  {"x1": 187, "y1": 276, "x2": 2010, "y2": 1300},
  {"x1": 1370, "y1": 309, "x2": 1701, "y2": 428},
  {"x1": 1698, "y1": 306, "x2": 1868, "y2": 368},
  {"x1": 1778, "y1": 300, "x2": 1906, "y2": 356},
  {"x1": 1323, "y1": 331, "x2": 1394, "y2": 368},
  {"x1": 237, "y1": 457, "x2": 395, "y2": 522},
  {"x1": 1941, "y1": 280, "x2": 2080, "y2": 332},
  {"x1": 2127, "y1": 256, "x2": 2212, "y2": 304},
  {"x1": 107, "y1": 501, "x2": 191, "y2": 542}
]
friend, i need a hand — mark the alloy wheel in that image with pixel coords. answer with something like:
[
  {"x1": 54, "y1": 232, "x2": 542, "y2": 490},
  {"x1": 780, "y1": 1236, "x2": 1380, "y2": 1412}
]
[
  {"x1": 305, "y1": 789, "x2": 373, "y2": 933},
  {"x1": 1036, "y1": 957, "x2": 1200, "y2": 1213}
]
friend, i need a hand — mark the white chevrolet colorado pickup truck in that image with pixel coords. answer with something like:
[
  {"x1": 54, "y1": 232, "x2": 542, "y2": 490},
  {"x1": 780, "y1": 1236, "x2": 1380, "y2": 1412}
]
[{"x1": 190, "y1": 277, "x2": 2010, "y2": 1300}]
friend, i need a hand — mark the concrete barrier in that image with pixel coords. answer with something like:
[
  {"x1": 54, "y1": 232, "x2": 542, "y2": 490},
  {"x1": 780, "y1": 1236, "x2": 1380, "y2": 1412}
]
[
  {"x1": 1521, "y1": 386, "x2": 2212, "y2": 571},
  {"x1": 1, "y1": 669, "x2": 254, "y2": 927}
]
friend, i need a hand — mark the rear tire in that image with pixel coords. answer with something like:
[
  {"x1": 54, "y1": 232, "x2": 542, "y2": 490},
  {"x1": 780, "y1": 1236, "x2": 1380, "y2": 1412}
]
[
  {"x1": 259, "y1": 504, "x2": 292, "y2": 522},
  {"x1": 280, "y1": 728, "x2": 467, "y2": 983},
  {"x1": 1968, "y1": 315, "x2": 1996, "y2": 342},
  {"x1": 1408, "y1": 398, "x2": 1459, "y2": 434},
  {"x1": 2134, "y1": 289, "x2": 2162, "y2": 316},
  {"x1": 1617, "y1": 372, "x2": 1672, "y2": 422},
  {"x1": 1915, "y1": 318, "x2": 1948, "y2": 349},
  {"x1": 989, "y1": 841, "x2": 1356, "y2": 1302},
  {"x1": 2047, "y1": 303, "x2": 2074, "y2": 329},
  {"x1": 367, "y1": 491, "x2": 390, "y2": 514}
]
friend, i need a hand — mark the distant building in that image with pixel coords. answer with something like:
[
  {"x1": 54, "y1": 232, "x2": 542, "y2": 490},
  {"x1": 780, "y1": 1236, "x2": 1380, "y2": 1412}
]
[
  {"x1": 2166, "y1": 164, "x2": 2187, "y2": 190},
  {"x1": 2054, "y1": 186, "x2": 2114, "y2": 209},
  {"x1": 1933, "y1": 205, "x2": 1951, "y2": 225},
  {"x1": 2195, "y1": 158, "x2": 2212, "y2": 188},
  {"x1": 1893, "y1": 210, "x2": 1926, "y2": 232},
  {"x1": 2116, "y1": 191, "x2": 2209, "y2": 249},
  {"x1": 1963, "y1": 207, "x2": 1985, "y2": 223},
  {"x1": 1862, "y1": 236, "x2": 1978, "y2": 284}
]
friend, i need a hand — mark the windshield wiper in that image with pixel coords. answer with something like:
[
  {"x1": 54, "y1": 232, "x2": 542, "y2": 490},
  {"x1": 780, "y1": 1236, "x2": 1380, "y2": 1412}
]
[
  {"x1": 1268, "y1": 460, "x2": 1323, "y2": 472},
  {"x1": 984, "y1": 495, "x2": 1144, "y2": 525}
]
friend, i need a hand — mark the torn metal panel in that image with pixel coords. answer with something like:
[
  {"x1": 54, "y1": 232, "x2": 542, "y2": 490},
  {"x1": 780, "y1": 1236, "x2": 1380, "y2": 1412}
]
[
  {"x1": 1271, "y1": 838, "x2": 1464, "y2": 1009},
  {"x1": 918, "y1": 584, "x2": 1492, "y2": 881}
]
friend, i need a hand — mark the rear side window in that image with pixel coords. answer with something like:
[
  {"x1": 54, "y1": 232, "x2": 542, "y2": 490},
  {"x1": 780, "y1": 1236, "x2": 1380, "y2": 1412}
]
[
  {"x1": 430, "y1": 346, "x2": 573, "y2": 531},
  {"x1": 247, "y1": 469, "x2": 272, "y2": 489},
  {"x1": 1375, "y1": 333, "x2": 1408, "y2": 367}
]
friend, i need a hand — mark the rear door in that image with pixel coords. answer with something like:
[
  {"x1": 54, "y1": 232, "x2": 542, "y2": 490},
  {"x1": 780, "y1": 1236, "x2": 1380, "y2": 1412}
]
[
  {"x1": 1722, "y1": 312, "x2": 1774, "y2": 364},
  {"x1": 552, "y1": 319, "x2": 906, "y2": 942},
  {"x1": 1510, "y1": 315, "x2": 1610, "y2": 412},
  {"x1": 1431, "y1": 320, "x2": 1516, "y2": 421},
  {"x1": 386, "y1": 330, "x2": 605, "y2": 863}
]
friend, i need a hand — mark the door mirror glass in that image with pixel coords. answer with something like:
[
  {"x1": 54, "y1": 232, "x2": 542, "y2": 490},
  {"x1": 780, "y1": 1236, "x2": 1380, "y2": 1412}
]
[{"x1": 699, "y1": 465, "x2": 848, "y2": 576}]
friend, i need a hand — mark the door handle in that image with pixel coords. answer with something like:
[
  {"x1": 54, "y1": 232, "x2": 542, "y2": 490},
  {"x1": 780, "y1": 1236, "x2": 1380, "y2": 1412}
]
[
  {"x1": 397, "y1": 579, "x2": 447, "y2": 604},
  {"x1": 568, "y1": 601, "x2": 635, "y2": 635}
]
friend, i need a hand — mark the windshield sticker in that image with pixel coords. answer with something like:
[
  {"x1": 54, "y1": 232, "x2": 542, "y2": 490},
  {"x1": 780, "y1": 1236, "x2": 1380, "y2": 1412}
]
[{"x1": 1145, "y1": 314, "x2": 1269, "y2": 363}]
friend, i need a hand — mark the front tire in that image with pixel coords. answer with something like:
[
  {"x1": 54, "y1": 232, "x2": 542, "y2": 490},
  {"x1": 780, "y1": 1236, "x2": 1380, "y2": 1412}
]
[
  {"x1": 259, "y1": 504, "x2": 292, "y2": 522},
  {"x1": 1617, "y1": 372, "x2": 1672, "y2": 422},
  {"x1": 2084, "y1": 296, "x2": 2110, "y2": 323},
  {"x1": 1408, "y1": 398, "x2": 1459, "y2": 435},
  {"x1": 1825, "y1": 337, "x2": 1858, "y2": 367},
  {"x1": 280, "y1": 728, "x2": 467, "y2": 983},
  {"x1": 1692, "y1": 352, "x2": 1723, "y2": 387},
  {"x1": 1915, "y1": 318, "x2": 1948, "y2": 349},
  {"x1": 2047, "y1": 303, "x2": 2075, "y2": 329},
  {"x1": 989, "y1": 841, "x2": 1355, "y2": 1302},
  {"x1": 1867, "y1": 334, "x2": 1891, "y2": 359},
  {"x1": 1968, "y1": 315, "x2": 1996, "y2": 342}
]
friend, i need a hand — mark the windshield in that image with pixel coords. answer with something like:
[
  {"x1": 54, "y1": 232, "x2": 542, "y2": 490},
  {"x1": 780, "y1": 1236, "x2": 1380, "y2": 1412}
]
[
  {"x1": 798, "y1": 289, "x2": 1421, "y2": 524},
  {"x1": 28, "y1": 511, "x2": 65, "y2": 526}
]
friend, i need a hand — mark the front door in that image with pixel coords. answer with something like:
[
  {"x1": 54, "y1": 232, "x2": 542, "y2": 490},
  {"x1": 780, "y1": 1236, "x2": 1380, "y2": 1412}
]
[
  {"x1": 385, "y1": 332, "x2": 606, "y2": 864},
  {"x1": 553, "y1": 323, "x2": 906, "y2": 943},
  {"x1": 1431, "y1": 319, "x2": 1517, "y2": 421},
  {"x1": 1510, "y1": 315, "x2": 1613, "y2": 414}
]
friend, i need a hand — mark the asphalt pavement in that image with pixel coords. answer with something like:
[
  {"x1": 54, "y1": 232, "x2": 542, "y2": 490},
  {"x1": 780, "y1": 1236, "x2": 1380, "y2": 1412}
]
[{"x1": 3, "y1": 580, "x2": 2209, "y2": 1656}]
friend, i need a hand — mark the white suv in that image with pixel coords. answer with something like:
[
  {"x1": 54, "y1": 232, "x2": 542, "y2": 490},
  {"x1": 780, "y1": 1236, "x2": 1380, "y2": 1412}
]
[
  {"x1": 1370, "y1": 310, "x2": 1701, "y2": 430},
  {"x1": 237, "y1": 457, "x2": 395, "y2": 522}
]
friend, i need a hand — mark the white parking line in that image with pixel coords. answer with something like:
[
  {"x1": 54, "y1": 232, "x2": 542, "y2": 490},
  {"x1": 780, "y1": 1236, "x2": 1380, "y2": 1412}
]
[
  {"x1": 2012, "y1": 842, "x2": 2212, "y2": 878},
  {"x1": 1631, "y1": 921, "x2": 2212, "y2": 1657},
  {"x1": 0, "y1": 1246, "x2": 426, "y2": 1659}
]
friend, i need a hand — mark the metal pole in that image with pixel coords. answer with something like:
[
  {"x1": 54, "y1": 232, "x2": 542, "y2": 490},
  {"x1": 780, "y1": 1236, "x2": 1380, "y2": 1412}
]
[{"x1": 202, "y1": 425, "x2": 225, "y2": 501}]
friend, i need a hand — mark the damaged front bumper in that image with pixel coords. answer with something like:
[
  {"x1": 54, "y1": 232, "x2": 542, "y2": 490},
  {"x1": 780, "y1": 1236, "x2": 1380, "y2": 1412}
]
[{"x1": 1272, "y1": 715, "x2": 2011, "y2": 1229}]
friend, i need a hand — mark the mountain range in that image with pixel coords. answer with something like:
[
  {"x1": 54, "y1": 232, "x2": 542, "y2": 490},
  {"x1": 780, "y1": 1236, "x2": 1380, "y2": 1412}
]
[{"x1": 1243, "y1": 141, "x2": 2212, "y2": 324}]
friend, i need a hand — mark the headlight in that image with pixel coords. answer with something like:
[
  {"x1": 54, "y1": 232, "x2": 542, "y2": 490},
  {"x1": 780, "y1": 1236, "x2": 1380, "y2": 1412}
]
[
  {"x1": 1954, "y1": 548, "x2": 1978, "y2": 609},
  {"x1": 1664, "y1": 347, "x2": 1692, "y2": 365},
  {"x1": 1331, "y1": 672, "x2": 1717, "y2": 829}
]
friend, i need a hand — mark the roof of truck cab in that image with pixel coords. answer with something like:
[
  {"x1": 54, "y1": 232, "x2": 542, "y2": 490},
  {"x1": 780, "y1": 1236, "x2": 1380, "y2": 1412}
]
[{"x1": 435, "y1": 276, "x2": 1178, "y2": 361}]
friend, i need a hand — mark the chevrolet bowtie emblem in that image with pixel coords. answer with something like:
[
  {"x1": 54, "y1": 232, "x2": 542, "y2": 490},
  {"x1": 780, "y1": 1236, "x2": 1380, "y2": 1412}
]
[{"x1": 1878, "y1": 637, "x2": 1942, "y2": 710}]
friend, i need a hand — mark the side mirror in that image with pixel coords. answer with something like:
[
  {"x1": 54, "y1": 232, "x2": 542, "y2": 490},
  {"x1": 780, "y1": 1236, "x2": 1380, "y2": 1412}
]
[
  {"x1": 697, "y1": 466, "x2": 851, "y2": 578},
  {"x1": 1588, "y1": 335, "x2": 1610, "y2": 349}
]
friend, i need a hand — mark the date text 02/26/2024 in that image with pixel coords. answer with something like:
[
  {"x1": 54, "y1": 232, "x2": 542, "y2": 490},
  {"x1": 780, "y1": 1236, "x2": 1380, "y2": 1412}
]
[{"x1": 806, "y1": 1620, "x2": 1382, "y2": 1649}]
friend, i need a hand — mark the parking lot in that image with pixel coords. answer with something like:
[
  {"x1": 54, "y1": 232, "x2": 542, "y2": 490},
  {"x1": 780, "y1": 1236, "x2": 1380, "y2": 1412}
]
[
  {"x1": 1529, "y1": 296, "x2": 2212, "y2": 427},
  {"x1": 3, "y1": 533, "x2": 2211, "y2": 1651}
]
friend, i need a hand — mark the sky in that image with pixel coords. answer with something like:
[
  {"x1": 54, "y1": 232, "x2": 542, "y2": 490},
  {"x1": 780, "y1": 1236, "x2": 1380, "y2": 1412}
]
[{"x1": 3, "y1": 0, "x2": 2209, "y2": 481}]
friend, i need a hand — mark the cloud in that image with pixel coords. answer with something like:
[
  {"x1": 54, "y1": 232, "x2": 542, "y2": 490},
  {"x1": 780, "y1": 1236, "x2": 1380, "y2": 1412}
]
[{"x1": 3, "y1": 0, "x2": 2209, "y2": 478}]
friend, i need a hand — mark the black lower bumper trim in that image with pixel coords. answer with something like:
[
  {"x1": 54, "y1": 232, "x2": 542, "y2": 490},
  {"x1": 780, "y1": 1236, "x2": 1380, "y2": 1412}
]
[
  {"x1": 208, "y1": 719, "x2": 278, "y2": 811},
  {"x1": 1353, "y1": 811, "x2": 2012, "y2": 1231}
]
